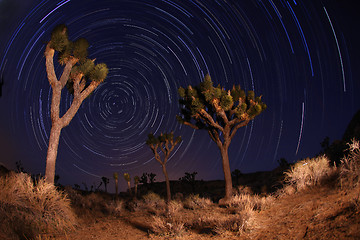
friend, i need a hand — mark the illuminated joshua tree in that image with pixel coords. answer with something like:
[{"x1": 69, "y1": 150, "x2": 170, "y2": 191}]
[
  {"x1": 44, "y1": 24, "x2": 108, "y2": 184},
  {"x1": 124, "y1": 173, "x2": 132, "y2": 195},
  {"x1": 113, "y1": 172, "x2": 119, "y2": 198},
  {"x1": 146, "y1": 132, "x2": 182, "y2": 202},
  {"x1": 177, "y1": 74, "x2": 266, "y2": 203},
  {"x1": 134, "y1": 176, "x2": 140, "y2": 198}
]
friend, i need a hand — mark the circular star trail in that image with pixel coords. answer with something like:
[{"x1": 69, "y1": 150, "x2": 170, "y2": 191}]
[{"x1": 0, "y1": 0, "x2": 359, "y2": 190}]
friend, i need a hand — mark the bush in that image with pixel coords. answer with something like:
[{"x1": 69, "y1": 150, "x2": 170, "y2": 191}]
[
  {"x1": 0, "y1": 172, "x2": 76, "y2": 239},
  {"x1": 183, "y1": 194, "x2": 212, "y2": 210},
  {"x1": 228, "y1": 193, "x2": 274, "y2": 211},
  {"x1": 150, "y1": 214, "x2": 185, "y2": 237},
  {"x1": 340, "y1": 139, "x2": 360, "y2": 188},
  {"x1": 284, "y1": 155, "x2": 333, "y2": 191}
]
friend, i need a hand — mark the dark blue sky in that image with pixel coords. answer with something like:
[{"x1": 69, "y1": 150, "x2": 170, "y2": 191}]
[{"x1": 0, "y1": 0, "x2": 359, "y2": 192}]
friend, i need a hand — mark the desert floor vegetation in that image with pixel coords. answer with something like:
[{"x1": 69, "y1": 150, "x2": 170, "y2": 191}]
[{"x1": 1, "y1": 140, "x2": 360, "y2": 239}]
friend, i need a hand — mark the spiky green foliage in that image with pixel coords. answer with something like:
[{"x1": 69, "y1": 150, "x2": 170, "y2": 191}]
[
  {"x1": 72, "y1": 38, "x2": 89, "y2": 61},
  {"x1": 124, "y1": 173, "x2": 131, "y2": 182},
  {"x1": 49, "y1": 24, "x2": 108, "y2": 89},
  {"x1": 113, "y1": 172, "x2": 118, "y2": 180},
  {"x1": 89, "y1": 63, "x2": 109, "y2": 82},
  {"x1": 177, "y1": 73, "x2": 267, "y2": 132},
  {"x1": 49, "y1": 24, "x2": 69, "y2": 52}
]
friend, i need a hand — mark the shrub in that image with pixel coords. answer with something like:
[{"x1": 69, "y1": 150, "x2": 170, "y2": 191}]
[
  {"x1": 284, "y1": 155, "x2": 333, "y2": 191},
  {"x1": 150, "y1": 214, "x2": 185, "y2": 237},
  {"x1": 340, "y1": 139, "x2": 360, "y2": 188},
  {"x1": 130, "y1": 192, "x2": 166, "y2": 214},
  {"x1": 194, "y1": 210, "x2": 254, "y2": 235},
  {"x1": 183, "y1": 194, "x2": 212, "y2": 210},
  {"x1": 0, "y1": 172, "x2": 75, "y2": 239},
  {"x1": 228, "y1": 193, "x2": 274, "y2": 212}
]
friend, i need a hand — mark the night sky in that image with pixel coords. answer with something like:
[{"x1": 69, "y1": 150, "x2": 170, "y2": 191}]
[{"x1": 0, "y1": 0, "x2": 359, "y2": 192}]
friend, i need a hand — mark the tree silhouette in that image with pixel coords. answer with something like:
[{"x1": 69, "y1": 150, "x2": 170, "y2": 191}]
[
  {"x1": 231, "y1": 169, "x2": 242, "y2": 186},
  {"x1": 44, "y1": 24, "x2": 108, "y2": 184},
  {"x1": 146, "y1": 132, "x2": 181, "y2": 202},
  {"x1": 177, "y1": 74, "x2": 266, "y2": 202},
  {"x1": 101, "y1": 176, "x2": 109, "y2": 193}
]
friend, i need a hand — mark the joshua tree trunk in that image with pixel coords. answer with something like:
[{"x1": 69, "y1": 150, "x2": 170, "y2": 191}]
[
  {"x1": 45, "y1": 124, "x2": 62, "y2": 184},
  {"x1": 220, "y1": 146, "x2": 232, "y2": 201},
  {"x1": 162, "y1": 164, "x2": 171, "y2": 203},
  {"x1": 115, "y1": 179, "x2": 118, "y2": 198},
  {"x1": 127, "y1": 181, "x2": 132, "y2": 195}
]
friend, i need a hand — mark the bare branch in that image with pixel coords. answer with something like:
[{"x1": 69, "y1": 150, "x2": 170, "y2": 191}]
[
  {"x1": 59, "y1": 57, "x2": 78, "y2": 89},
  {"x1": 199, "y1": 109, "x2": 224, "y2": 132},
  {"x1": 45, "y1": 43, "x2": 58, "y2": 87}
]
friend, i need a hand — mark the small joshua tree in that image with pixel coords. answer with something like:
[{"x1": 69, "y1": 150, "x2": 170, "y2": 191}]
[
  {"x1": 146, "y1": 132, "x2": 182, "y2": 202},
  {"x1": 113, "y1": 172, "x2": 119, "y2": 198},
  {"x1": 231, "y1": 169, "x2": 242, "y2": 186},
  {"x1": 148, "y1": 173, "x2": 156, "y2": 184},
  {"x1": 44, "y1": 24, "x2": 108, "y2": 184},
  {"x1": 177, "y1": 74, "x2": 266, "y2": 202},
  {"x1": 134, "y1": 176, "x2": 140, "y2": 198},
  {"x1": 101, "y1": 176, "x2": 109, "y2": 193},
  {"x1": 179, "y1": 171, "x2": 198, "y2": 193},
  {"x1": 140, "y1": 173, "x2": 148, "y2": 185},
  {"x1": 124, "y1": 173, "x2": 132, "y2": 195}
]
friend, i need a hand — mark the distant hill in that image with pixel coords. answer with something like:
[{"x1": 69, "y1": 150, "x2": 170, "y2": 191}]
[
  {"x1": 343, "y1": 109, "x2": 360, "y2": 143},
  {"x1": 0, "y1": 164, "x2": 10, "y2": 176},
  {"x1": 323, "y1": 109, "x2": 360, "y2": 165}
]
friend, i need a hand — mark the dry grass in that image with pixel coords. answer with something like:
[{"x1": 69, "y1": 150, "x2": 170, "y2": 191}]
[
  {"x1": 183, "y1": 194, "x2": 213, "y2": 210},
  {"x1": 2, "y1": 141, "x2": 360, "y2": 239},
  {"x1": 0, "y1": 172, "x2": 76, "y2": 239},
  {"x1": 228, "y1": 193, "x2": 274, "y2": 212},
  {"x1": 284, "y1": 155, "x2": 334, "y2": 191},
  {"x1": 340, "y1": 139, "x2": 360, "y2": 188}
]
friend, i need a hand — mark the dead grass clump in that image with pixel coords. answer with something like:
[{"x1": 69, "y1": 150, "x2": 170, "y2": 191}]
[
  {"x1": 150, "y1": 201, "x2": 185, "y2": 238},
  {"x1": 285, "y1": 155, "x2": 334, "y2": 191},
  {"x1": 193, "y1": 208, "x2": 254, "y2": 236},
  {"x1": 340, "y1": 139, "x2": 360, "y2": 188},
  {"x1": 0, "y1": 172, "x2": 76, "y2": 239},
  {"x1": 130, "y1": 191, "x2": 166, "y2": 214},
  {"x1": 65, "y1": 187, "x2": 119, "y2": 216},
  {"x1": 237, "y1": 185, "x2": 254, "y2": 195},
  {"x1": 150, "y1": 214, "x2": 185, "y2": 238},
  {"x1": 228, "y1": 193, "x2": 274, "y2": 212},
  {"x1": 183, "y1": 194, "x2": 213, "y2": 210}
]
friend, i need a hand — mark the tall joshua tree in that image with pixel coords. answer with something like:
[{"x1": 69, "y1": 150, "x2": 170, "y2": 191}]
[
  {"x1": 44, "y1": 24, "x2": 108, "y2": 184},
  {"x1": 113, "y1": 172, "x2": 119, "y2": 198},
  {"x1": 177, "y1": 74, "x2": 266, "y2": 202},
  {"x1": 134, "y1": 176, "x2": 140, "y2": 198},
  {"x1": 146, "y1": 132, "x2": 181, "y2": 202},
  {"x1": 124, "y1": 173, "x2": 132, "y2": 195}
]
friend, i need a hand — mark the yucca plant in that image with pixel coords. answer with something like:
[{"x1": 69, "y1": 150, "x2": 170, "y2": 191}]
[
  {"x1": 124, "y1": 173, "x2": 132, "y2": 195},
  {"x1": 113, "y1": 172, "x2": 118, "y2": 199},
  {"x1": 134, "y1": 176, "x2": 140, "y2": 198}
]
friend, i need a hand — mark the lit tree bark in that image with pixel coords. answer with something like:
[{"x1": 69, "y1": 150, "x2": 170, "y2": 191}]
[
  {"x1": 44, "y1": 25, "x2": 108, "y2": 184},
  {"x1": 177, "y1": 74, "x2": 266, "y2": 203}
]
